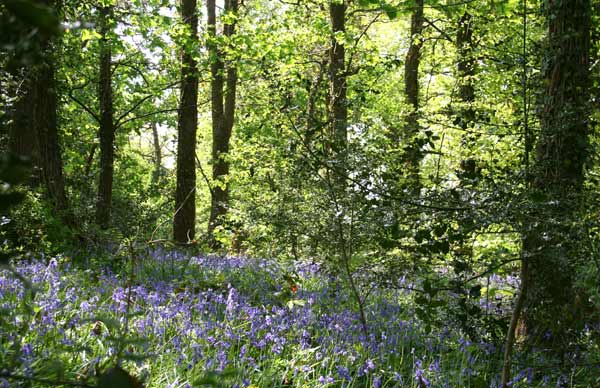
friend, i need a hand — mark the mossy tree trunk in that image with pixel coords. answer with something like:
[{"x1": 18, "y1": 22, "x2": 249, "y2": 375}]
[
  {"x1": 522, "y1": 0, "x2": 591, "y2": 345},
  {"x1": 328, "y1": 0, "x2": 347, "y2": 187}
]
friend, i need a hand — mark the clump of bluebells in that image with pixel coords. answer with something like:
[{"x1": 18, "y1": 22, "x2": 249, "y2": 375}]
[{"x1": 0, "y1": 250, "x2": 598, "y2": 387}]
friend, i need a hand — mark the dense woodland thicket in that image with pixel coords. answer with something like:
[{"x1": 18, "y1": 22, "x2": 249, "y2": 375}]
[{"x1": 1, "y1": 0, "x2": 600, "y2": 387}]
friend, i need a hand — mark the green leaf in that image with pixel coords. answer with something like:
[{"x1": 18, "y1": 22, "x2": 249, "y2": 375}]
[
  {"x1": 429, "y1": 299, "x2": 446, "y2": 308},
  {"x1": 430, "y1": 240, "x2": 449, "y2": 255},
  {"x1": 286, "y1": 299, "x2": 306, "y2": 309},
  {"x1": 193, "y1": 368, "x2": 238, "y2": 388},
  {"x1": 97, "y1": 367, "x2": 143, "y2": 388},
  {"x1": 469, "y1": 284, "x2": 482, "y2": 298},
  {"x1": 0, "y1": 154, "x2": 31, "y2": 184},
  {"x1": 382, "y1": 4, "x2": 398, "y2": 20},
  {"x1": 4, "y1": 0, "x2": 61, "y2": 35},
  {"x1": 82, "y1": 29, "x2": 102, "y2": 42},
  {"x1": 122, "y1": 353, "x2": 152, "y2": 362},
  {"x1": 0, "y1": 193, "x2": 25, "y2": 214},
  {"x1": 414, "y1": 229, "x2": 430, "y2": 244},
  {"x1": 423, "y1": 279, "x2": 432, "y2": 294}
]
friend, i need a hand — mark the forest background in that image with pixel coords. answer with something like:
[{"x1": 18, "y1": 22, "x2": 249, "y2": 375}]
[{"x1": 1, "y1": 0, "x2": 600, "y2": 387}]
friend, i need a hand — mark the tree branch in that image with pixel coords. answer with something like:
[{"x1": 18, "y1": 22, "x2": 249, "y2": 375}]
[
  {"x1": 68, "y1": 91, "x2": 100, "y2": 123},
  {"x1": 424, "y1": 17, "x2": 453, "y2": 42},
  {"x1": 115, "y1": 81, "x2": 181, "y2": 129},
  {"x1": 115, "y1": 108, "x2": 179, "y2": 128}
]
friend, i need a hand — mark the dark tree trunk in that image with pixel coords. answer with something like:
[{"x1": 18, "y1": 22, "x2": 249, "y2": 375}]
[
  {"x1": 32, "y1": 55, "x2": 69, "y2": 214},
  {"x1": 207, "y1": 0, "x2": 238, "y2": 239},
  {"x1": 7, "y1": 1, "x2": 71, "y2": 223},
  {"x1": 381, "y1": 0, "x2": 424, "y2": 244},
  {"x1": 305, "y1": 58, "x2": 327, "y2": 145},
  {"x1": 174, "y1": 0, "x2": 198, "y2": 243},
  {"x1": 95, "y1": 6, "x2": 115, "y2": 229},
  {"x1": 8, "y1": 74, "x2": 41, "y2": 187},
  {"x1": 456, "y1": 12, "x2": 476, "y2": 141},
  {"x1": 8, "y1": 76, "x2": 37, "y2": 164},
  {"x1": 84, "y1": 143, "x2": 97, "y2": 178},
  {"x1": 404, "y1": 0, "x2": 424, "y2": 189},
  {"x1": 454, "y1": 12, "x2": 478, "y2": 262},
  {"x1": 151, "y1": 122, "x2": 163, "y2": 187},
  {"x1": 328, "y1": 0, "x2": 347, "y2": 184},
  {"x1": 522, "y1": 0, "x2": 590, "y2": 345}
]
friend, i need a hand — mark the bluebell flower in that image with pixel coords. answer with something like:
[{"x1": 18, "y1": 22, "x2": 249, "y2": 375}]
[
  {"x1": 373, "y1": 375, "x2": 382, "y2": 388},
  {"x1": 337, "y1": 366, "x2": 352, "y2": 381},
  {"x1": 414, "y1": 359, "x2": 430, "y2": 387}
]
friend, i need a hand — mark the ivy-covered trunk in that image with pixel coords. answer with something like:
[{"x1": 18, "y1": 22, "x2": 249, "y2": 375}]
[
  {"x1": 207, "y1": 0, "x2": 238, "y2": 241},
  {"x1": 328, "y1": 0, "x2": 347, "y2": 185},
  {"x1": 522, "y1": 0, "x2": 590, "y2": 345},
  {"x1": 403, "y1": 0, "x2": 424, "y2": 190},
  {"x1": 95, "y1": 6, "x2": 115, "y2": 229},
  {"x1": 453, "y1": 10, "x2": 478, "y2": 270},
  {"x1": 456, "y1": 12, "x2": 476, "y2": 146},
  {"x1": 174, "y1": 0, "x2": 198, "y2": 243}
]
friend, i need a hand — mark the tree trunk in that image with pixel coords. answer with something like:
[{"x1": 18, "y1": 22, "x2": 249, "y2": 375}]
[
  {"x1": 32, "y1": 55, "x2": 69, "y2": 214},
  {"x1": 501, "y1": 255, "x2": 528, "y2": 388},
  {"x1": 404, "y1": 0, "x2": 424, "y2": 189},
  {"x1": 305, "y1": 58, "x2": 327, "y2": 145},
  {"x1": 95, "y1": 6, "x2": 115, "y2": 229},
  {"x1": 7, "y1": 1, "x2": 71, "y2": 223},
  {"x1": 8, "y1": 73, "x2": 42, "y2": 188},
  {"x1": 151, "y1": 122, "x2": 163, "y2": 187},
  {"x1": 207, "y1": 0, "x2": 238, "y2": 240},
  {"x1": 9, "y1": 75, "x2": 36, "y2": 163},
  {"x1": 174, "y1": 0, "x2": 198, "y2": 243},
  {"x1": 456, "y1": 12, "x2": 476, "y2": 144},
  {"x1": 522, "y1": 0, "x2": 590, "y2": 345},
  {"x1": 30, "y1": 0, "x2": 71, "y2": 222},
  {"x1": 454, "y1": 12, "x2": 478, "y2": 263},
  {"x1": 328, "y1": 0, "x2": 347, "y2": 185}
]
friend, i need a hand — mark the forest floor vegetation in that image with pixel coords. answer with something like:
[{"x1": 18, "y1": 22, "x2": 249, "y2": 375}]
[{"x1": 1, "y1": 248, "x2": 599, "y2": 388}]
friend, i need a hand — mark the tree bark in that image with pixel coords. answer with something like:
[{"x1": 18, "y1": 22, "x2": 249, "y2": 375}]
[
  {"x1": 456, "y1": 12, "x2": 476, "y2": 143},
  {"x1": 328, "y1": 0, "x2": 347, "y2": 185},
  {"x1": 501, "y1": 257, "x2": 528, "y2": 388},
  {"x1": 95, "y1": 6, "x2": 115, "y2": 229},
  {"x1": 8, "y1": 73, "x2": 42, "y2": 188},
  {"x1": 454, "y1": 12, "x2": 478, "y2": 262},
  {"x1": 30, "y1": 0, "x2": 71, "y2": 222},
  {"x1": 6, "y1": 1, "x2": 71, "y2": 223},
  {"x1": 207, "y1": 0, "x2": 238, "y2": 240},
  {"x1": 32, "y1": 54, "x2": 69, "y2": 215},
  {"x1": 305, "y1": 58, "x2": 327, "y2": 145},
  {"x1": 151, "y1": 122, "x2": 163, "y2": 187},
  {"x1": 522, "y1": 0, "x2": 590, "y2": 345},
  {"x1": 8, "y1": 76, "x2": 37, "y2": 164},
  {"x1": 174, "y1": 0, "x2": 198, "y2": 243},
  {"x1": 404, "y1": 0, "x2": 424, "y2": 189}
]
